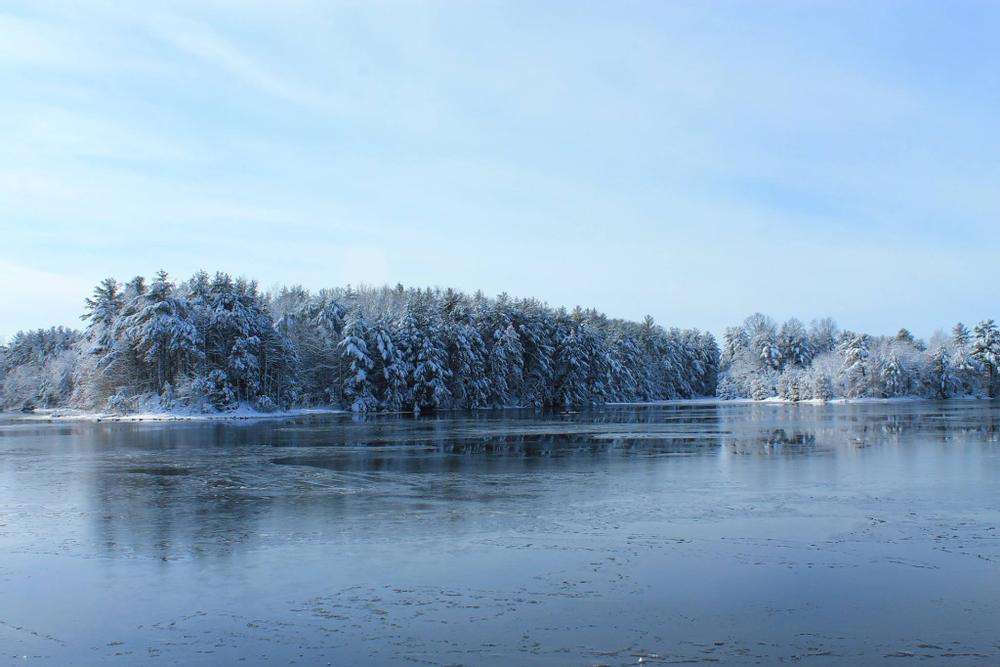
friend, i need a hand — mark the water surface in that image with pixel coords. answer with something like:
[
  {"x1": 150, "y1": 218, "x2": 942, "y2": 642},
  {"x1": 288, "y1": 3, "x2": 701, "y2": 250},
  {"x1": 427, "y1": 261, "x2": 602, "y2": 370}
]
[{"x1": 1, "y1": 401, "x2": 998, "y2": 665}]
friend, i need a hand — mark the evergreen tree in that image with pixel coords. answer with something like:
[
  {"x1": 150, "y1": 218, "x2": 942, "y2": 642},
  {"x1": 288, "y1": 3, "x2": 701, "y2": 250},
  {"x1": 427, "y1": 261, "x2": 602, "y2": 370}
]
[
  {"x1": 400, "y1": 305, "x2": 450, "y2": 413},
  {"x1": 928, "y1": 345, "x2": 957, "y2": 399},
  {"x1": 972, "y1": 320, "x2": 1000, "y2": 397},
  {"x1": 840, "y1": 333, "x2": 871, "y2": 398},
  {"x1": 120, "y1": 271, "x2": 202, "y2": 394},
  {"x1": 952, "y1": 322, "x2": 971, "y2": 348},
  {"x1": 489, "y1": 324, "x2": 524, "y2": 406},
  {"x1": 81, "y1": 278, "x2": 123, "y2": 355},
  {"x1": 880, "y1": 350, "x2": 907, "y2": 397},
  {"x1": 745, "y1": 313, "x2": 780, "y2": 371},
  {"x1": 338, "y1": 310, "x2": 377, "y2": 412},
  {"x1": 554, "y1": 321, "x2": 590, "y2": 408},
  {"x1": 517, "y1": 302, "x2": 555, "y2": 407},
  {"x1": 372, "y1": 318, "x2": 410, "y2": 412},
  {"x1": 778, "y1": 318, "x2": 812, "y2": 369},
  {"x1": 446, "y1": 322, "x2": 489, "y2": 408}
]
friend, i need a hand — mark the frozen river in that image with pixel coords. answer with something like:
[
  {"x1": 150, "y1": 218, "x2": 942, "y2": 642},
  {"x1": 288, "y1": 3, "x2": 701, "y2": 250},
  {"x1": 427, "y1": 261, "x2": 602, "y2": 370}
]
[{"x1": 1, "y1": 401, "x2": 998, "y2": 665}]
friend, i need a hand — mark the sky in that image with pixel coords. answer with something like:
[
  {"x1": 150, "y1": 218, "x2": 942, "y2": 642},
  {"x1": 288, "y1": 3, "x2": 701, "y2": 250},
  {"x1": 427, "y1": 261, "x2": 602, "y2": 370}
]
[{"x1": 2, "y1": 0, "x2": 999, "y2": 343}]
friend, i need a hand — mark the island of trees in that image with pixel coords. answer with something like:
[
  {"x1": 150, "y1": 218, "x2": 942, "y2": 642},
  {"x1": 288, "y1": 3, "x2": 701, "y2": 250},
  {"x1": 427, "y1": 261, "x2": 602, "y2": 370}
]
[
  {"x1": 1, "y1": 271, "x2": 998, "y2": 415},
  {"x1": 0, "y1": 271, "x2": 718, "y2": 413}
]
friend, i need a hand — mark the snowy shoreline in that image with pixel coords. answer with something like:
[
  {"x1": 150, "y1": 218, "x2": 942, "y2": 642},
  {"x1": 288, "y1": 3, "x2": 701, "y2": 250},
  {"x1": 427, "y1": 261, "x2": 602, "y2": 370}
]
[
  {"x1": 13, "y1": 406, "x2": 346, "y2": 423},
  {"x1": 611, "y1": 395, "x2": 986, "y2": 407},
  {"x1": 10, "y1": 395, "x2": 989, "y2": 425}
]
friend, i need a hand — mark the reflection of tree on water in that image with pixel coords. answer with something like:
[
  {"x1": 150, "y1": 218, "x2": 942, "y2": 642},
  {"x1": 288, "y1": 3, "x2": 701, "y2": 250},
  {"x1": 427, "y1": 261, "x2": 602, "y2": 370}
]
[
  {"x1": 81, "y1": 401, "x2": 1000, "y2": 560},
  {"x1": 723, "y1": 428, "x2": 818, "y2": 456},
  {"x1": 720, "y1": 400, "x2": 1000, "y2": 455}
]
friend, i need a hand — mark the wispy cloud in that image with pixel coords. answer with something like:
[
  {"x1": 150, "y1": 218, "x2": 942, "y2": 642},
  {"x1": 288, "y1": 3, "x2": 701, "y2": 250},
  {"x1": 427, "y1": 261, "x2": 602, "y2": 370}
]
[
  {"x1": 1, "y1": 1, "x2": 998, "y2": 337},
  {"x1": 149, "y1": 16, "x2": 337, "y2": 113}
]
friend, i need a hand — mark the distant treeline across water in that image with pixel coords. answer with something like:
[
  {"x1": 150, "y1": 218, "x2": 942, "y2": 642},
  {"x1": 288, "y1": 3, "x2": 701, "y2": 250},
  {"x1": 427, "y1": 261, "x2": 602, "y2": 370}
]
[{"x1": 2, "y1": 271, "x2": 998, "y2": 413}]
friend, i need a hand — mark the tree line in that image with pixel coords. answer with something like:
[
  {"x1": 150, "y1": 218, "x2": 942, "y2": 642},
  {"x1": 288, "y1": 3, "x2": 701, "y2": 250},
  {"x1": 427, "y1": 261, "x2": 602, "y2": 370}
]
[
  {"x1": 5, "y1": 274, "x2": 998, "y2": 414},
  {"x1": 0, "y1": 271, "x2": 719, "y2": 413}
]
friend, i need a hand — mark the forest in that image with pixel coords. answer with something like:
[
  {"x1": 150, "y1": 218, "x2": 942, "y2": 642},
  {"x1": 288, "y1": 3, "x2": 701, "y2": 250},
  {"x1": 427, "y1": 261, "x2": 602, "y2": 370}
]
[
  {"x1": 0, "y1": 271, "x2": 718, "y2": 413},
  {"x1": 3, "y1": 272, "x2": 999, "y2": 414}
]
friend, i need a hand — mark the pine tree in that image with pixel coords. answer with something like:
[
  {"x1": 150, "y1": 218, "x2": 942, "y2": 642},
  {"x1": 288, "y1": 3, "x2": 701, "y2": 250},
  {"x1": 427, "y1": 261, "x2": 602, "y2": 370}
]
[
  {"x1": 81, "y1": 278, "x2": 122, "y2": 355},
  {"x1": 721, "y1": 326, "x2": 749, "y2": 368},
  {"x1": 698, "y1": 331, "x2": 720, "y2": 396},
  {"x1": 446, "y1": 322, "x2": 489, "y2": 408},
  {"x1": 399, "y1": 304, "x2": 450, "y2": 413},
  {"x1": 973, "y1": 320, "x2": 1000, "y2": 397},
  {"x1": 840, "y1": 333, "x2": 870, "y2": 398},
  {"x1": 606, "y1": 333, "x2": 640, "y2": 401},
  {"x1": 372, "y1": 319, "x2": 409, "y2": 412},
  {"x1": 338, "y1": 310, "x2": 377, "y2": 412},
  {"x1": 778, "y1": 318, "x2": 811, "y2": 369},
  {"x1": 880, "y1": 350, "x2": 907, "y2": 397},
  {"x1": 952, "y1": 322, "x2": 971, "y2": 348},
  {"x1": 745, "y1": 313, "x2": 780, "y2": 371},
  {"x1": 120, "y1": 271, "x2": 202, "y2": 394},
  {"x1": 554, "y1": 322, "x2": 589, "y2": 408},
  {"x1": 928, "y1": 345, "x2": 956, "y2": 399},
  {"x1": 489, "y1": 324, "x2": 524, "y2": 406},
  {"x1": 517, "y1": 303, "x2": 555, "y2": 407}
]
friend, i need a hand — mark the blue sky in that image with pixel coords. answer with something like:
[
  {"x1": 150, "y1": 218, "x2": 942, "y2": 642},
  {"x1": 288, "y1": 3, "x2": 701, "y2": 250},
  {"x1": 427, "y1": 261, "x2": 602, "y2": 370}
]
[{"x1": 2, "y1": 1, "x2": 999, "y2": 342}]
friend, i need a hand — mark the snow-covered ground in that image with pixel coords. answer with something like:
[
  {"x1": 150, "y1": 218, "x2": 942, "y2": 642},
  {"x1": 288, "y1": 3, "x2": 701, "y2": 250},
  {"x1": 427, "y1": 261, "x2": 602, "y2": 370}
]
[
  {"x1": 16, "y1": 406, "x2": 345, "y2": 423},
  {"x1": 10, "y1": 396, "x2": 987, "y2": 424},
  {"x1": 612, "y1": 395, "x2": 983, "y2": 407}
]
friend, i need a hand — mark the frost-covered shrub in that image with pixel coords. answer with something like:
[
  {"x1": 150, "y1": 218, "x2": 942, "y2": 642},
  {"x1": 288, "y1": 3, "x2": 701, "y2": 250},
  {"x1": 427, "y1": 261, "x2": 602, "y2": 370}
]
[
  {"x1": 812, "y1": 373, "x2": 834, "y2": 401},
  {"x1": 777, "y1": 370, "x2": 797, "y2": 401},
  {"x1": 167, "y1": 375, "x2": 208, "y2": 412},
  {"x1": 748, "y1": 375, "x2": 775, "y2": 400},
  {"x1": 159, "y1": 383, "x2": 176, "y2": 410},
  {"x1": 254, "y1": 395, "x2": 278, "y2": 413},
  {"x1": 778, "y1": 368, "x2": 812, "y2": 401},
  {"x1": 716, "y1": 375, "x2": 742, "y2": 400},
  {"x1": 192, "y1": 370, "x2": 237, "y2": 412},
  {"x1": 106, "y1": 390, "x2": 140, "y2": 414},
  {"x1": 0, "y1": 344, "x2": 80, "y2": 410}
]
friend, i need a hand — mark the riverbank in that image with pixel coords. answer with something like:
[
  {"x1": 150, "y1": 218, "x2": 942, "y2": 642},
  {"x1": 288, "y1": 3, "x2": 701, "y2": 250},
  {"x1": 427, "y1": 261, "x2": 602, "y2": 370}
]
[{"x1": 13, "y1": 406, "x2": 346, "y2": 423}]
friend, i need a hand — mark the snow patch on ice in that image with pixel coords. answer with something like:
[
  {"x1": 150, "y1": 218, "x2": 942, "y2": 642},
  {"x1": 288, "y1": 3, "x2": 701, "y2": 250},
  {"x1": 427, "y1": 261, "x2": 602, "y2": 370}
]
[{"x1": 20, "y1": 405, "x2": 345, "y2": 423}]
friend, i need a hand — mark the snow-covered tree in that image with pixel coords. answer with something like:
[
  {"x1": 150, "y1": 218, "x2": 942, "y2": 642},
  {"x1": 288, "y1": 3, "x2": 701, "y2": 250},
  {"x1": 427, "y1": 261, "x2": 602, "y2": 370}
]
[
  {"x1": 3, "y1": 270, "x2": 719, "y2": 412},
  {"x1": 120, "y1": 271, "x2": 202, "y2": 394},
  {"x1": 400, "y1": 304, "x2": 451, "y2": 413},
  {"x1": 746, "y1": 313, "x2": 780, "y2": 371},
  {"x1": 973, "y1": 320, "x2": 1000, "y2": 397},
  {"x1": 81, "y1": 278, "x2": 123, "y2": 355},
  {"x1": 488, "y1": 324, "x2": 524, "y2": 407},
  {"x1": 370, "y1": 318, "x2": 409, "y2": 411},
  {"x1": 517, "y1": 303, "x2": 555, "y2": 407},
  {"x1": 952, "y1": 322, "x2": 971, "y2": 348},
  {"x1": 446, "y1": 322, "x2": 489, "y2": 408},
  {"x1": 880, "y1": 349, "x2": 908, "y2": 397},
  {"x1": 338, "y1": 310, "x2": 377, "y2": 412},
  {"x1": 840, "y1": 333, "x2": 871, "y2": 398},
  {"x1": 553, "y1": 319, "x2": 590, "y2": 408},
  {"x1": 1, "y1": 328, "x2": 81, "y2": 409},
  {"x1": 778, "y1": 318, "x2": 812, "y2": 369},
  {"x1": 927, "y1": 344, "x2": 958, "y2": 399},
  {"x1": 808, "y1": 318, "x2": 838, "y2": 356}
]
